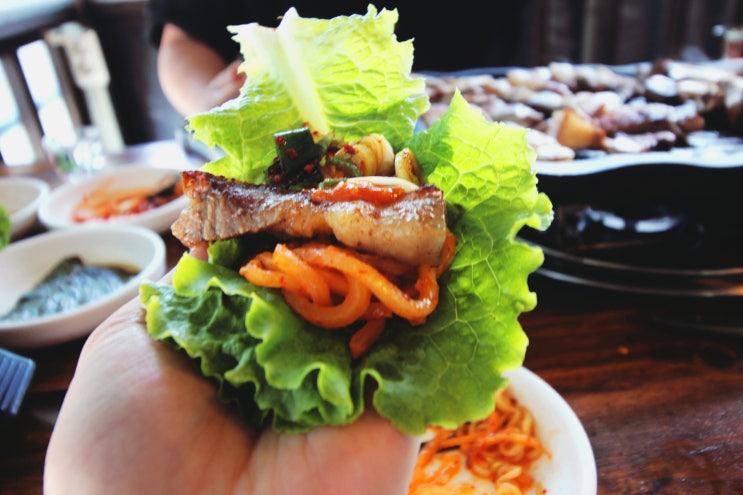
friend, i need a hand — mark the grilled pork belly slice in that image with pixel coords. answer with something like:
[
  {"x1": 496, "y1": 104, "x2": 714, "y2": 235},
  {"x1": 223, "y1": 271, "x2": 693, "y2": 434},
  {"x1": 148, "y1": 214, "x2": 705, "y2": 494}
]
[{"x1": 172, "y1": 170, "x2": 448, "y2": 266}]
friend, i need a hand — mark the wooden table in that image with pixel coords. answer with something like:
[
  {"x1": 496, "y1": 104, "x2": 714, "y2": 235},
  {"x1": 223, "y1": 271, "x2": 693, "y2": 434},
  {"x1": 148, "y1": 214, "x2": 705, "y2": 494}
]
[{"x1": 2, "y1": 148, "x2": 742, "y2": 494}]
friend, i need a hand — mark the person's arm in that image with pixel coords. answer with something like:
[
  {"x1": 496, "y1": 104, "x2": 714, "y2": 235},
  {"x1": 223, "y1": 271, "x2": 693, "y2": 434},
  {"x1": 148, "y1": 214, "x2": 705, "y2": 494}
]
[{"x1": 157, "y1": 23, "x2": 246, "y2": 116}]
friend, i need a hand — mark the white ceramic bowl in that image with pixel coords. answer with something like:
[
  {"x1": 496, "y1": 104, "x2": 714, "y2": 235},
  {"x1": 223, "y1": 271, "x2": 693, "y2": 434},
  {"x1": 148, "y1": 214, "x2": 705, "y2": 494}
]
[
  {"x1": 503, "y1": 367, "x2": 597, "y2": 495},
  {"x1": 426, "y1": 367, "x2": 597, "y2": 495},
  {"x1": 0, "y1": 176, "x2": 50, "y2": 239},
  {"x1": 38, "y1": 165, "x2": 188, "y2": 234},
  {"x1": 0, "y1": 225, "x2": 166, "y2": 348}
]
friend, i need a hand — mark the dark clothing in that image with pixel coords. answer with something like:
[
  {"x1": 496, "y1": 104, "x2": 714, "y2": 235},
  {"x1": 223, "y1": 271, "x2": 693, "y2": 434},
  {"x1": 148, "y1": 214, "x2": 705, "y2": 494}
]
[{"x1": 147, "y1": 0, "x2": 527, "y2": 72}]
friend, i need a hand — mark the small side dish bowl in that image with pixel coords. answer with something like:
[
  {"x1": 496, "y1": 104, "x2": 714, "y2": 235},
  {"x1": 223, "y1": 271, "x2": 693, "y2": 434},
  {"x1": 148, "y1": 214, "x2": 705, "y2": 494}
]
[
  {"x1": 424, "y1": 367, "x2": 598, "y2": 495},
  {"x1": 0, "y1": 225, "x2": 166, "y2": 348},
  {"x1": 0, "y1": 176, "x2": 50, "y2": 239},
  {"x1": 423, "y1": 366, "x2": 598, "y2": 495},
  {"x1": 38, "y1": 165, "x2": 188, "y2": 234},
  {"x1": 426, "y1": 367, "x2": 597, "y2": 494},
  {"x1": 503, "y1": 367, "x2": 597, "y2": 495}
]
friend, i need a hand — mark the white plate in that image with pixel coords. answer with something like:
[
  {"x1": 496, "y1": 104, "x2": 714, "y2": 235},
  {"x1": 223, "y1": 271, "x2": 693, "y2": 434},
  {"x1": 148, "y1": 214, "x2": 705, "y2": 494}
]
[
  {"x1": 0, "y1": 176, "x2": 50, "y2": 239},
  {"x1": 422, "y1": 367, "x2": 597, "y2": 495},
  {"x1": 0, "y1": 225, "x2": 166, "y2": 348},
  {"x1": 38, "y1": 165, "x2": 188, "y2": 233}
]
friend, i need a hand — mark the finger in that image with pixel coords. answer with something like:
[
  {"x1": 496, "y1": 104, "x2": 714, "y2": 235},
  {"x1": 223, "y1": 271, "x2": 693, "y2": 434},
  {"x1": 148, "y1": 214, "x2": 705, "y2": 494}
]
[
  {"x1": 319, "y1": 410, "x2": 421, "y2": 495},
  {"x1": 189, "y1": 243, "x2": 209, "y2": 261},
  {"x1": 226, "y1": 59, "x2": 246, "y2": 82},
  {"x1": 211, "y1": 61, "x2": 245, "y2": 91},
  {"x1": 248, "y1": 410, "x2": 420, "y2": 495}
]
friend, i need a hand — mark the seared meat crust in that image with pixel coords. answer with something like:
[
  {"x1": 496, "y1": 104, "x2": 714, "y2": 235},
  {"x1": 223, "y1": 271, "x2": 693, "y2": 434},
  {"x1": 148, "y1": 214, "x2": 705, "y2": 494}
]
[{"x1": 172, "y1": 171, "x2": 448, "y2": 266}]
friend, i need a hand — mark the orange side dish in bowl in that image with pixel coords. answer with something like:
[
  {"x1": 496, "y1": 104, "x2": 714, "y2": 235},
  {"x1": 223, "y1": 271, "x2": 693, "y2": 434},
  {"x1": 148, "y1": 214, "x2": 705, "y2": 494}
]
[{"x1": 72, "y1": 174, "x2": 183, "y2": 223}]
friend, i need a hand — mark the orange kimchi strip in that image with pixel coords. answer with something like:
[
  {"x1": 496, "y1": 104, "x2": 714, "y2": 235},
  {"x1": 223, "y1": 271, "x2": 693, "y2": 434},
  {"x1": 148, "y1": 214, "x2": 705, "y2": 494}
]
[
  {"x1": 238, "y1": 232, "x2": 456, "y2": 357},
  {"x1": 283, "y1": 275, "x2": 371, "y2": 329},
  {"x1": 293, "y1": 244, "x2": 439, "y2": 322},
  {"x1": 408, "y1": 387, "x2": 549, "y2": 495}
]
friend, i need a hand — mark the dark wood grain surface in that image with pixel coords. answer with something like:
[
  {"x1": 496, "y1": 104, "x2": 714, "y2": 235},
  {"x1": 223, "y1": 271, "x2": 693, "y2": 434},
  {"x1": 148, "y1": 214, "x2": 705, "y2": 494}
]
[
  {"x1": 2, "y1": 146, "x2": 742, "y2": 495},
  {"x1": 521, "y1": 276, "x2": 743, "y2": 495}
]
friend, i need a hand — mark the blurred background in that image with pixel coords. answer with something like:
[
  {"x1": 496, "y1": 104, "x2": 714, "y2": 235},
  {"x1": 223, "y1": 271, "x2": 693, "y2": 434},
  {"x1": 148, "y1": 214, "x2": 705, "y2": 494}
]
[{"x1": 0, "y1": 0, "x2": 741, "y2": 167}]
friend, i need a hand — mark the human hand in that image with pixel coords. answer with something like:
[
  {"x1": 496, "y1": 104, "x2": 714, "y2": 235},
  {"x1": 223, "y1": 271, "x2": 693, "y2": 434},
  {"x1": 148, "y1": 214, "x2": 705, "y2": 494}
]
[
  {"x1": 157, "y1": 23, "x2": 247, "y2": 116},
  {"x1": 202, "y1": 59, "x2": 246, "y2": 109},
  {"x1": 44, "y1": 250, "x2": 420, "y2": 495}
]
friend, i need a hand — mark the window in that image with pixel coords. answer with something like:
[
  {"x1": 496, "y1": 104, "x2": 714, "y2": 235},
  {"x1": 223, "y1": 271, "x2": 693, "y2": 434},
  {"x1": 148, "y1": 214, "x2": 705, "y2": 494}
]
[
  {"x1": 0, "y1": 63, "x2": 34, "y2": 165},
  {"x1": 0, "y1": 39, "x2": 76, "y2": 166}
]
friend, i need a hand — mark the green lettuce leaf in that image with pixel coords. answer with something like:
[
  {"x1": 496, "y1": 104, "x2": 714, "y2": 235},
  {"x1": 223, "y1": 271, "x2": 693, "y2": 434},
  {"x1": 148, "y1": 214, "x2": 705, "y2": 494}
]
[
  {"x1": 141, "y1": 6, "x2": 553, "y2": 435},
  {"x1": 365, "y1": 92, "x2": 552, "y2": 432},
  {"x1": 0, "y1": 205, "x2": 9, "y2": 250},
  {"x1": 187, "y1": 6, "x2": 428, "y2": 183}
]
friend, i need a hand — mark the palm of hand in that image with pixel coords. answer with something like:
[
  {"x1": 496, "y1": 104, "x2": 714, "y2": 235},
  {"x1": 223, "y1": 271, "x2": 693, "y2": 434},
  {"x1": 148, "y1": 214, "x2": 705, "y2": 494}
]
[{"x1": 45, "y1": 297, "x2": 418, "y2": 495}]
